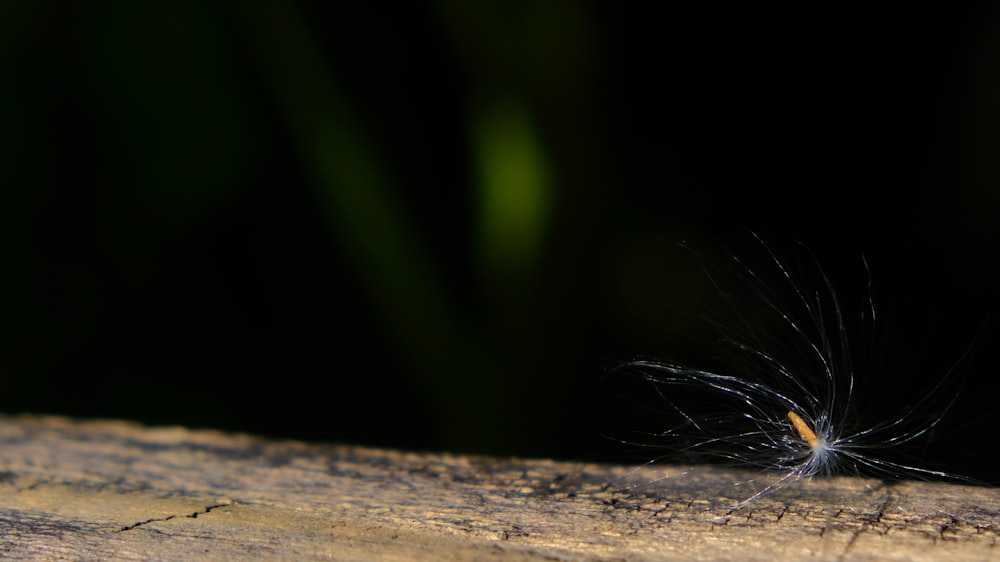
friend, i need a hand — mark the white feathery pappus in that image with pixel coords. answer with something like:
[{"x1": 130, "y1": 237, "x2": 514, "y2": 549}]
[{"x1": 623, "y1": 233, "x2": 981, "y2": 509}]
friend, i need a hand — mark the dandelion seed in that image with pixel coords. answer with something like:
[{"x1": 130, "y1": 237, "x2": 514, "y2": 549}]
[{"x1": 622, "y1": 234, "x2": 983, "y2": 508}]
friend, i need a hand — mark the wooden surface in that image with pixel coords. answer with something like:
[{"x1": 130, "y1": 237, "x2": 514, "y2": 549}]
[{"x1": 0, "y1": 415, "x2": 996, "y2": 561}]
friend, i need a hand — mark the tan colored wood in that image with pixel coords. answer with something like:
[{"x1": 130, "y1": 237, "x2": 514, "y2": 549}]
[{"x1": 0, "y1": 414, "x2": 996, "y2": 561}]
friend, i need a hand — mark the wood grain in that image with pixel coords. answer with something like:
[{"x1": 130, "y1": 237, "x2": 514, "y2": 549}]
[{"x1": 0, "y1": 414, "x2": 996, "y2": 561}]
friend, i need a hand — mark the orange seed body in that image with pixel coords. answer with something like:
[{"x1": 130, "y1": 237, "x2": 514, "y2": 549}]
[{"x1": 787, "y1": 411, "x2": 819, "y2": 447}]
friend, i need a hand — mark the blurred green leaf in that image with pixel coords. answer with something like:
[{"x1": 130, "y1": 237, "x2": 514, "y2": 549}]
[
  {"x1": 473, "y1": 98, "x2": 553, "y2": 283},
  {"x1": 238, "y1": 1, "x2": 499, "y2": 450}
]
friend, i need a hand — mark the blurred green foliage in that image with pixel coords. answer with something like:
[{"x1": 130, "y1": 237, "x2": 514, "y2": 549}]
[
  {"x1": 0, "y1": 1, "x2": 997, "y2": 472},
  {"x1": 473, "y1": 97, "x2": 553, "y2": 285},
  {"x1": 0, "y1": 1, "x2": 626, "y2": 455}
]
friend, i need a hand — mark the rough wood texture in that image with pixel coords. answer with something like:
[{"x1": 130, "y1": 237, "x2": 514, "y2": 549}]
[{"x1": 0, "y1": 415, "x2": 996, "y2": 561}]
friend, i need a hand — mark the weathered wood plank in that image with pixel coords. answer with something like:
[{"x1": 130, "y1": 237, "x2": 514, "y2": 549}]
[{"x1": 0, "y1": 415, "x2": 996, "y2": 561}]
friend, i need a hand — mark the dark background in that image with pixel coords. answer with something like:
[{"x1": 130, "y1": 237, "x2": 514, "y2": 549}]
[{"x1": 2, "y1": 3, "x2": 999, "y2": 481}]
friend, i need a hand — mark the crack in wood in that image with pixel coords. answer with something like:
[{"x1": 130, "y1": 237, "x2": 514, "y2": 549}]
[{"x1": 116, "y1": 503, "x2": 230, "y2": 533}]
